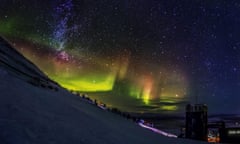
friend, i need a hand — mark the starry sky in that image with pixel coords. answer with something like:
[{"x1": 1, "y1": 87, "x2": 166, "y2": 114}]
[{"x1": 1, "y1": 0, "x2": 240, "y2": 114}]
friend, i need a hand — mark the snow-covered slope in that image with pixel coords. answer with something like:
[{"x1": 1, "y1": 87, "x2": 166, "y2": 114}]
[{"x1": 0, "y1": 36, "x2": 206, "y2": 144}]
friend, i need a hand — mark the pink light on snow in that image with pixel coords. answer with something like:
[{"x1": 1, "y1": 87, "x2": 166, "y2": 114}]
[{"x1": 138, "y1": 123, "x2": 177, "y2": 138}]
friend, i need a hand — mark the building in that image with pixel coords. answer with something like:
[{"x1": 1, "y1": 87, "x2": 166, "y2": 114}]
[
  {"x1": 185, "y1": 104, "x2": 208, "y2": 141},
  {"x1": 219, "y1": 127, "x2": 240, "y2": 143}
]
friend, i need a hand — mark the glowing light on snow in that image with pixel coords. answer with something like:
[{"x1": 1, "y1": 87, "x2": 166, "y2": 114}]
[{"x1": 138, "y1": 123, "x2": 177, "y2": 138}]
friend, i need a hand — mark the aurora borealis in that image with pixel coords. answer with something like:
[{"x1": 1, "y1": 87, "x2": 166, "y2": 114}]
[{"x1": 1, "y1": 0, "x2": 240, "y2": 114}]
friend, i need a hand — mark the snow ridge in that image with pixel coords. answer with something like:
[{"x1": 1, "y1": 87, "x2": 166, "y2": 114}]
[{"x1": 0, "y1": 36, "x2": 206, "y2": 144}]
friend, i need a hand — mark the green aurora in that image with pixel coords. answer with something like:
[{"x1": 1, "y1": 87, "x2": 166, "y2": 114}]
[{"x1": 0, "y1": 7, "x2": 190, "y2": 114}]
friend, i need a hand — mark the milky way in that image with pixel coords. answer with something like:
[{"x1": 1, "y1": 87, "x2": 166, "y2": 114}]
[{"x1": 1, "y1": 0, "x2": 240, "y2": 114}]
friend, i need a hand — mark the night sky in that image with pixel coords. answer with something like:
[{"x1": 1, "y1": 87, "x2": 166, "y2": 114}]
[{"x1": 1, "y1": 0, "x2": 240, "y2": 114}]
